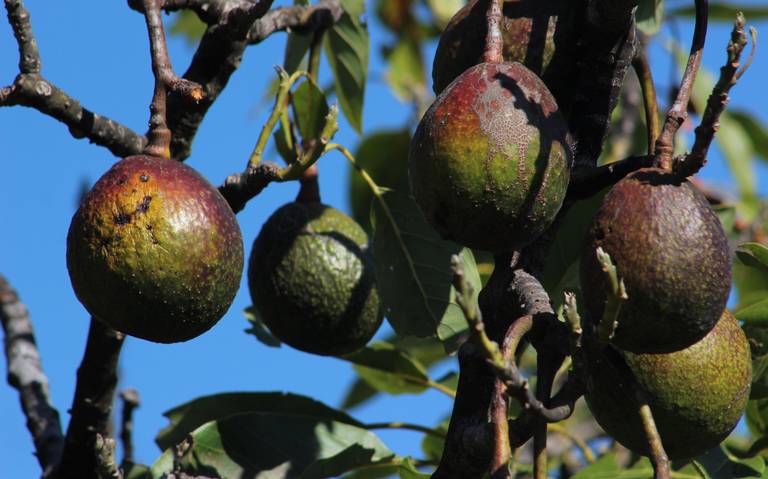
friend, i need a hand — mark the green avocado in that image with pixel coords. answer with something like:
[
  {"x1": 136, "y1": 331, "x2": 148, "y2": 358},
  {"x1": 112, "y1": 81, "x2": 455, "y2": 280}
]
[
  {"x1": 584, "y1": 310, "x2": 751, "y2": 460},
  {"x1": 248, "y1": 202, "x2": 383, "y2": 356},
  {"x1": 67, "y1": 155, "x2": 244, "y2": 343},
  {"x1": 410, "y1": 61, "x2": 571, "y2": 252},
  {"x1": 580, "y1": 167, "x2": 732, "y2": 353}
]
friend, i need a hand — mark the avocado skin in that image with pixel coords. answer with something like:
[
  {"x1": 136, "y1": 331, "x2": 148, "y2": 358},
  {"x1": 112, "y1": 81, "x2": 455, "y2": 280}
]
[
  {"x1": 67, "y1": 155, "x2": 244, "y2": 343},
  {"x1": 248, "y1": 202, "x2": 382, "y2": 356},
  {"x1": 432, "y1": 0, "x2": 579, "y2": 99},
  {"x1": 580, "y1": 167, "x2": 732, "y2": 353},
  {"x1": 409, "y1": 61, "x2": 571, "y2": 252},
  {"x1": 584, "y1": 310, "x2": 752, "y2": 460}
]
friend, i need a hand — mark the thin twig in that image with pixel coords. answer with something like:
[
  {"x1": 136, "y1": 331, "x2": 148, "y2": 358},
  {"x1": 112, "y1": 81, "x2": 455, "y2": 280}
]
[
  {"x1": 0, "y1": 275, "x2": 63, "y2": 478},
  {"x1": 654, "y1": 0, "x2": 708, "y2": 170},
  {"x1": 674, "y1": 14, "x2": 755, "y2": 178},
  {"x1": 633, "y1": 43, "x2": 660, "y2": 154},
  {"x1": 4, "y1": 0, "x2": 40, "y2": 74},
  {"x1": 119, "y1": 389, "x2": 140, "y2": 465},
  {"x1": 56, "y1": 318, "x2": 125, "y2": 479},
  {"x1": 595, "y1": 247, "x2": 628, "y2": 344},
  {"x1": 247, "y1": 0, "x2": 343, "y2": 45}
]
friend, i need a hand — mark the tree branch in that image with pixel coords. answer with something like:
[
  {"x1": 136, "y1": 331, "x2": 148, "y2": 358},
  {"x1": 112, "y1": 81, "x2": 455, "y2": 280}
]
[
  {"x1": 119, "y1": 389, "x2": 140, "y2": 465},
  {"x1": 654, "y1": 0, "x2": 708, "y2": 169},
  {"x1": 56, "y1": 319, "x2": 125, "y2": 479},
  {"x1": 674, "y1": 13, "x2": 754, "y2": 178},
  {"x1": 567, "y1": 155, "x2": 654, "y2": 201},
  {"x1": 2, "y1": 0, "x2": 146, "y2": 158},
  {"x1": 247, "y1": 0, "x2": 343, "y2": 45},
  {"x1": 0, "y1": 275, "x2": 63, "y2": 478}
]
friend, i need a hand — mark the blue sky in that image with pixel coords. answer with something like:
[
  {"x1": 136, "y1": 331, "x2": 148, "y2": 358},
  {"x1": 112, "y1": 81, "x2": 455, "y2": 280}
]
[{"x1": 0, "y1": 1, "x2": 766, "y2": 477}]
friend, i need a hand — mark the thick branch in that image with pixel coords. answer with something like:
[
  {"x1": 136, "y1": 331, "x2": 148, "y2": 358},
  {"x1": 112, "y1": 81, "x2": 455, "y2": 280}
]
[
  {"x1": 247, "y1": 0, "x2": 343, "y2": 45},
  {"x1": 567, "y1": 155, "x2": 654, "y2": 201},
  {"x1": 0, "y1": 275, "x2": 63, "y2": 478},
  {"x1": 2, "y1": 0, "x2": 146, "y2": 157},
  {"x1": 4, "y1": 0, "x2": 40, "y2": 74},
  {"x1": 569, "y1": 1, "x2": 638, "y2": 168},
  {"x1": 56, "y1": 318, "x2": 125, "y2": 479},
  {"x1": 166, "y1": 0, "x2": 276, "y2": 159}
]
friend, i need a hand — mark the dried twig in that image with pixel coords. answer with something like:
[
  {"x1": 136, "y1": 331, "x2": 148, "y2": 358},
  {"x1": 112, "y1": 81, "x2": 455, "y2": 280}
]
[
  {"x1": 654, "y1": 0, "x2": 708, "y2": 169},
  {"x1": 0, "y1": 275, "x2": 63, "y2": 478},
  {"x1": 56, "y1": 319, "x2": 125, "y2": 479},
  {"x1": 674, "y1": 14, "x2": 756, "y2": 178},
  {"x1": 119, "y1": 389, "x2": 140, "y2": 465}
]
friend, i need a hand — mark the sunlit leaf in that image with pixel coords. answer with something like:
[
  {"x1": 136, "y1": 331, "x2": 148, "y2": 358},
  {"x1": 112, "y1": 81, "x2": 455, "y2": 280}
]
[
  {"x1": 324, "y1": 0, "x2": 369, "y2": 133},
  {"x1": 730, "y1": 110, "x2": 768, "y2": 165},
  {"x1": 385, "y1": 39, "x2": 425, "y2": 102},
  {"x1": 169, "y1": 11, "x2": 206, "y2": 45},
  {"x1": 636, "y1": 0, "x2": 665, "y2": 35},
  {"x1": 371, "y1": 189, "x2": 480, "y2": 344},
  {"x1": 244, "y1": 307, "x2": 282, "y2": 348},
  {"x1": 292, "y1": 78, "x2": 330, "y2": 141}
]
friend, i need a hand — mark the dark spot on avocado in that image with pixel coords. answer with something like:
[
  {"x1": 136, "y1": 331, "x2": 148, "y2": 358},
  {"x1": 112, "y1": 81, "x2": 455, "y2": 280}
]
[
  {"x1": 140, "y1": 174, "x2": 149, "y2": 182},
  {"x1": 115, "y1": 213, "x2": 132, "y2": 225},
  {"x1": 136, "y1": 196, "x2": 152, "y2": 214},
  {"x1": 117, "y1": 175, "x2": 128, "y2": 185}
]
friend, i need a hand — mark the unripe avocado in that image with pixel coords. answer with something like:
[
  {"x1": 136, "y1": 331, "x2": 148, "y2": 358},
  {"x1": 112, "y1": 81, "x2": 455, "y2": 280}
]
[
  {"x1": 409, "y1": 62, "x2": 571, "y2": 252},
  {"x1": 580, "y1": 167, "x2": 732, "y2": 353},
  {"x1": 248, "y1": 202, "x2": 382, "y2": 356},
  {"x1": 432, "y1": 0, "x2": 578, "y2": 96},
  {"x1": 67, "y1": 155, "x2": 244, "y2": 343},
  {"x1": 584, "y1": 310, "x2": 751, "y2": 460}
]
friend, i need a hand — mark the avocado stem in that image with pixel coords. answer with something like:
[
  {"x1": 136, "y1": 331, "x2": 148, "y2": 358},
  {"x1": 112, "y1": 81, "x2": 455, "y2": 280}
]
[
  {"x1": 632, "y1": 43, "x2": 660, "y2": 156},
  {"x1": 296, "y1": 164, "x2": 321, "y2": 203},
  {"x1": 636, "y1": 391, "x2": 671, "y2": 479},
  {"x1": 483, "y1": 0, "x2": 504, "y2": 64},
  {"x1": 140, "y1": 0, "x2": 204, "y2": 159}
]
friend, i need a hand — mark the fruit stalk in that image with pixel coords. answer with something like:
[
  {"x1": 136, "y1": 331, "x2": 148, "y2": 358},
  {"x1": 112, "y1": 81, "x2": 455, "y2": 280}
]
[
  {"x1": 637, "y1": 394, "x2": 671, "y2": 479},
  {"x1": 654, "y1": 0, "x2": 708, "y2": 170},
  {"x1": 632, "y1": 43, "x2": 660, "y2": 155},
  {"x1": 483, "y1": 0, "x2": 503, "y2": 64},
  {"x1": 141, "y1": 0, "x2": 204, "y2": 159}
]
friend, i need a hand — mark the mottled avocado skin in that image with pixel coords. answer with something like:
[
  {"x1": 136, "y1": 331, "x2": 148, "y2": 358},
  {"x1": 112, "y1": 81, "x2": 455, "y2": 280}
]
[
  {"x1": 67, "y1": 155, "x2": 244, "y2": 343},
  {"x1": 409, "y1": 62, "x2": 571, "y2": 252},
  {"x1": 580, "y1": 168, "x2": 732, "y2": 353},
  {"x1": 432, "y1": 0, "x2": 579, "y2": 101},
  {"x1": 584, "y1": 310, "x2": 751, "y2": 460},
  {"x1": 248, "y1": 202, "x2": 382, "y2": 356}
]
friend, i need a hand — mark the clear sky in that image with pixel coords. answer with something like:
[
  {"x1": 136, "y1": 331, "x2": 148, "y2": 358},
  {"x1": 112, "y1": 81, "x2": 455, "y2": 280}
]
[{"x1": 0, "y1": 1, "x2": 766, "y2": 478}]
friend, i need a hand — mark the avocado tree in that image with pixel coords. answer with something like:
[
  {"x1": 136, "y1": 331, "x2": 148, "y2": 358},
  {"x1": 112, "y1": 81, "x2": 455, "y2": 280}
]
[{"x1": 2, "y1": 0, "x2": 768, "y2": 478}]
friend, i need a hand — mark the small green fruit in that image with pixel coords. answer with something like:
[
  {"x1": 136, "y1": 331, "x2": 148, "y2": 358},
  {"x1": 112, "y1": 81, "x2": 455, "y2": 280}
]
[
  {"x1": 432, "y1": 0, "x2": 578, "y2": 95},
  {"x1": 580, "y1": 167, "x2": 732, "y2": 353},
  {"x1": 248, "y1": 202, "x2": 382, "y2": 356},
  {"x1": 584, "y1": 310, "x2": 751, "y2": 460},
  {"x1": 67, "y1": 155, "x2": 244, "y2": 343},
  {"x1": 409, "y1": 62, "x2": 571, "y2": 252}
]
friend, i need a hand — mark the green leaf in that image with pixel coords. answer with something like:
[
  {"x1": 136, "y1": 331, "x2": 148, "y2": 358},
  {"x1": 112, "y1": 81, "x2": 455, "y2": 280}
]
[
  {"x1": 572, "y1": 453, "x2": 621, "y2": 478},
  {"x1": 348, "y1": 130, "x2": 411, "y2": 232},
  {"x1": 123, "y1": 463, "x2": 151, "y2": 479},
  {"x1": 541, "y1": 188, "x2": 608, "y2": 301},
  {"x1": 284, "y1": 0, "x2": 312, "y2": 75},
  {"x1": 168, "y1": 11, "x2": 206, "y2": 45},
  {"x1": 737, "y1": 298, "x2": 768, "y2": 325},
  {"x1": 156, "y1": 392, "x2": 362, "y2": 451},
  {"x1": 730, "y1": 110, "x2": 768, "y2": 164},
  {"x1": 738, "y1": 243, "x2": 768, "y2": 274},
  {"x1": 745, "y1": 324, "x2": 768, "y2": 399},
  {"x1": 340, "y1": 334, "x2": 450, "y2": 409},
  {"x1": 385, "y1": 39, "x2": 425, "y2": 102},
  {"x1": 292, "y1": 78, "x2": 330, "y2": 142},
  {"x1": 371, "y1": 189, "x2": 480, "y2": 342},
  {"x1": 693, "y1": 445, "x2": 766, "y2": 478},
  {"x1": 636, "y1": 0, "x2": 665, "y2": 35},
  {"x1": 713, "y1": 204, "x2": 738, "y2": 240},
  {"x1": 425, "y1": 0, "x2": 464, "y2": 28},
  {"x1": 244, "y1": 306, "x2": 282, "y2": 348},
  {"x1": 399, "y1": 457, "x2": 431, "y2": 478},
  {"x1": 151, "y1": 413, "x2": 394, "y2": 479},
  {"x1": 343, "y1": 342, "x2": 432, "y2": 395},
  {"x1": 324, "y1": 0, "x2": 369, "y2": 133},
  {"x1": 747, "y1": 399, "x2": 768, "y2": 437},
  {"x1": 668, "y1": 4, "x2": 768, "y2": 21},
  {"x1": 421, "y1": 419, "x2": 449, "y2": 461}
]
